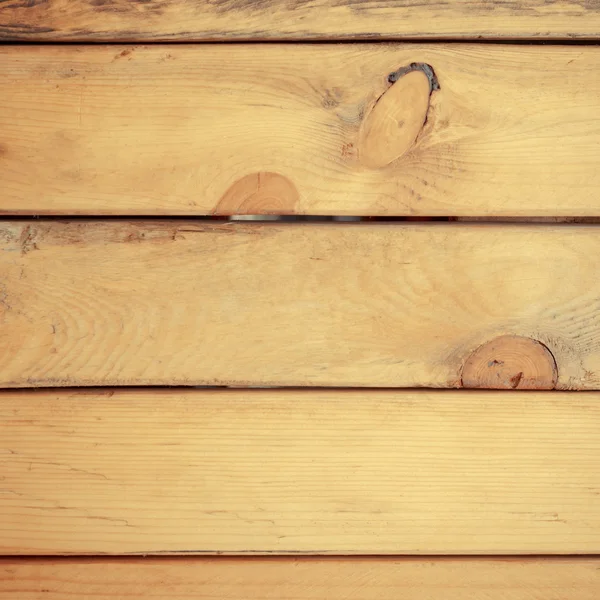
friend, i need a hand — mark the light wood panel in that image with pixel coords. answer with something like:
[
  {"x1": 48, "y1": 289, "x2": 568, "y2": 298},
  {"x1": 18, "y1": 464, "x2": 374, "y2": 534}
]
[
  {"x1": 2, "y1": 45, "x2": 600, "y2": 216},
  {"x1": 1, "y1": 221, "x2": 600, "y2": 388},
  {"x1": 2, "y1": 557, "x2": 600, "y2": 599},
  {"x1": 1, "y1": 0, "x2": 599, "y2": 41},
  {"x1": 2, "y1": 389, "x2": 600, "y2": 554}
]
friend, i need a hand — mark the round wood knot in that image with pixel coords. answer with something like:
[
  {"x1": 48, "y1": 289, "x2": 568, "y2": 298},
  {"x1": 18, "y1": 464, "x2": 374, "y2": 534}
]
[
  {"x1": 461, "y1": 335, "x2": 557, "y2": 390},
  {"x1": 214, "y1": 172, "x2": 299, "y2": 215},
  {"x1": 358, "y1": 66, "x2": 434, "y2": 169}
]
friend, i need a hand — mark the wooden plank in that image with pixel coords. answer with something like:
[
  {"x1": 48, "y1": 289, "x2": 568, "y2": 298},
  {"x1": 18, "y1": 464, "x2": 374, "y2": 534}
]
[
  {"x1": 1, "y1": 0, "x2": 599, "y2": 41},
  {"x1": 2, "y1": 45, "x2": 600, "y2": 217},
  {"x1": 2, "y1": 388, "x2": 600, "y2": 555},
  {"x1": 1, "y1": 220, "x2": 600, "y2": 389},
  {"x1": 2, "y1": 557, "x2": 600, "y2": 599}
]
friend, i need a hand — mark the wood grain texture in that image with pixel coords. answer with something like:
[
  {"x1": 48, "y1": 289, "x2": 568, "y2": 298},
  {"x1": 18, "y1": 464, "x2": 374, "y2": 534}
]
[
  {"x1": 3, "y1": 388, "x2": 600, "y2": 555},
  {"x1": 2, "y1": 557, "x2": 600, "y2": 599},
  {"x1": 2, "y1": 221, "x2": 600, "y2": 389},
  {"x1": 1, "y1": 0, "x2": 599, "y2": 41},
  {"x1": 2, "y1": 45, "x2": 600, "y2": 216},
  {"x1": 461, "y1": 335, "x2": 558, "y2": 390}
]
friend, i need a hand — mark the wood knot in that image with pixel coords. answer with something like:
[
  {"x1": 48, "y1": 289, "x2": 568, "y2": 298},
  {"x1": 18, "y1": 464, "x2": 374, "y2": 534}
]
[
  {"x1": 214, "y1": 172, "x2": 299, "y2": 215},
  {"x1": 461, "y1": 335, "x2": 558, "y2": 390},
  {"x1": 357, "y1": 63, "x2": 438, "y2": 169}
]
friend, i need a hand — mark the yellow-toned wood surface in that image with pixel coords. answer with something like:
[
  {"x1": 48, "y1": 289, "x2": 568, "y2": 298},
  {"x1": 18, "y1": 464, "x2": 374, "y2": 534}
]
[
  {"x1": 1, "y1": 221, "x2": 600, "y2": 389},
  {"x1": 2, "y1": 45, "x2": 600, "y2": 216},
  {"x1": 1, "y1": 0, "x2": 599, "y2": 41},
  {"x1": 461, "y1": 335, "x2": 558, "y2": 390},
  {"x1": 2, "y1": 389, "x2": 600, "y2": 555},
  {"x1": 2, "y1": 557, "x2": 600, "y2": 599}
]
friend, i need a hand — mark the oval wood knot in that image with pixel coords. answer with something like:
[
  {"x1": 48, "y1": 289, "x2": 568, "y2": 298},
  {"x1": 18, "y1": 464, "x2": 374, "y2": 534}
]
[
  {"x1": 461, "y1": 335, "x2": 558, "y2": 390},
  {"x1": 358, "y1": 63, "x2": 438, "y2": 169},
  {"x1": 214, "y1": 172, "x2": 299, "y2": 215}
]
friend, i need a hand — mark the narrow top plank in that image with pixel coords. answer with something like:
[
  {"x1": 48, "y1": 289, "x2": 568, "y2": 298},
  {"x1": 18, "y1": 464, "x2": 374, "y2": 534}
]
[{"x1": 1, "y1": 0, "x2": 599, "y2": 41}]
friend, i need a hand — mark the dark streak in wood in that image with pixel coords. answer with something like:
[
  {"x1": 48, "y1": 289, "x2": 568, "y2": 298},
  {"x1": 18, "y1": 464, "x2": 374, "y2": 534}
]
[
  {"x1": 0, "y1": 0, "x2": 598, "y2": 40},
  {"x1": 388, "y1": 62, "x2": 440, "y2": 92}
]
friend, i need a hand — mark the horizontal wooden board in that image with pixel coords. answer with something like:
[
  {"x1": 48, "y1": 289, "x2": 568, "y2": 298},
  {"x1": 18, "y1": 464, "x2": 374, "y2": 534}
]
[
  {"x1": 2, "y1": 389, "x2": 600, "y2": 554},
  {"x1": 2, "y1": 45, "x2": 600, "y2": 216},
  {"x1": 2, "y1": 557, "x2": 600, "y2": 599},
  {"x1": 1, "y1": 221, "x2": 600, "y2": 389},
  {"x1": 1, "y1": 0, "x2": 599, "y2": 41}
]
